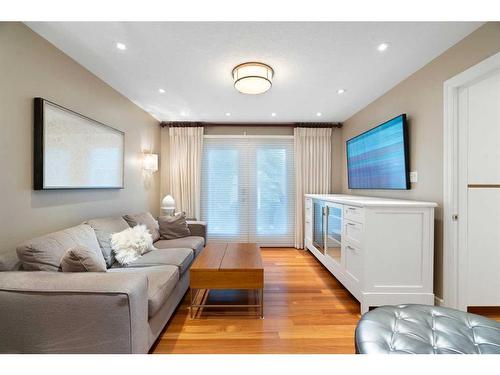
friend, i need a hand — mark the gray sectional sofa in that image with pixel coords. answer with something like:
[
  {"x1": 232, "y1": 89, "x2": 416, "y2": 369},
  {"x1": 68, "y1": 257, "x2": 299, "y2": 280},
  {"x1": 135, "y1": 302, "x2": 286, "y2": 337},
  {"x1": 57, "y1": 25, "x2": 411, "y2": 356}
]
[{"x1": 0, "y1": 213, "x2": 206, "y2": 354}]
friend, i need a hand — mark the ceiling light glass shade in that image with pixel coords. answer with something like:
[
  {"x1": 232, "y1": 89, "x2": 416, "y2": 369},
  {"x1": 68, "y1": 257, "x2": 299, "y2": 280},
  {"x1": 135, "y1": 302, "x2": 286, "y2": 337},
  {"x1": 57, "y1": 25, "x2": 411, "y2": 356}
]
[{"x1": 232, "y1": 62, "x2": 274, "y2": 94}]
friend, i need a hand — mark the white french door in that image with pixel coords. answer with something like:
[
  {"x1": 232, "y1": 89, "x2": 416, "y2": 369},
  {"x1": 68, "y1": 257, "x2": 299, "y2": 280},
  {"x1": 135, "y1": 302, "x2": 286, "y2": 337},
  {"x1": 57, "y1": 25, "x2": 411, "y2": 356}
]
[{"x1": 201, "y1": 136, "x2": 295, "y2": 246}]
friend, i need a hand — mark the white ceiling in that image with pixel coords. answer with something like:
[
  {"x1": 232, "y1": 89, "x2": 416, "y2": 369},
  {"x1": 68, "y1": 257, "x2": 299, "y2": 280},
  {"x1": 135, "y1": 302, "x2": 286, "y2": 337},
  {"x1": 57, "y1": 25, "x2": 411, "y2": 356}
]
[{"x1": 26, "y1": 22, "x2": 482, "y2": 123}]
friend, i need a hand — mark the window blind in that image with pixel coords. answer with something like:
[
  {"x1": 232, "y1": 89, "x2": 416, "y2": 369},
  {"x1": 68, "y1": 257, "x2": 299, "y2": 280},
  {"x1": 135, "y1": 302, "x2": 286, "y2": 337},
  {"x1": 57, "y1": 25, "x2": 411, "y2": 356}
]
[{"x1": 201, "y1": 137, "x2": 295, "y2": 246}]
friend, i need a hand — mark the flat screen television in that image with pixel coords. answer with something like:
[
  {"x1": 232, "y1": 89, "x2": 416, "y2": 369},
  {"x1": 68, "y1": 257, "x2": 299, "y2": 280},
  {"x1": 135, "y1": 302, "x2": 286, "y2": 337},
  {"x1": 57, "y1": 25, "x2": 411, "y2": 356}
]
[{"x1": 346, "y1": 114, "x2": 410, "y2": 190}]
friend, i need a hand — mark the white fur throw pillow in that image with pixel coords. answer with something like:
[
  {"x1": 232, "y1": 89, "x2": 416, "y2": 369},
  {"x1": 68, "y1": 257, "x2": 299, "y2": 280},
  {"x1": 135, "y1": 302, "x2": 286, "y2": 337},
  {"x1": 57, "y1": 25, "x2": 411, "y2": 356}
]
[{"x1": 111, "y1": 225, "x2": 155, "y2": 266}]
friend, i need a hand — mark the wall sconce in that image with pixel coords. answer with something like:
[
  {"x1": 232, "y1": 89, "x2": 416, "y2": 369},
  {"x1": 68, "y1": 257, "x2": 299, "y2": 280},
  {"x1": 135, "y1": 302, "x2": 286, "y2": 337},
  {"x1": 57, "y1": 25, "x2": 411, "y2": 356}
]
[{"x1": 143, "y1": 153, "x2": 158, "y2": 173}]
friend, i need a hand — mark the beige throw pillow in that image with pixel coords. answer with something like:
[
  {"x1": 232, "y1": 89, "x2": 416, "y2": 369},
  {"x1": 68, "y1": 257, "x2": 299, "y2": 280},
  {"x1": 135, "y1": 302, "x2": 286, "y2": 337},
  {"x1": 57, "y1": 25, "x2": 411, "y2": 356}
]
[
  {"x1": 123, "y1": 212, "x2": 160, "y2": 242},
  {"x1": 61, "y1": 246, "x2": 107, "y2": 272},
  {"x1": 158, "y1": 212, "x2": 191, "y2": 240}
]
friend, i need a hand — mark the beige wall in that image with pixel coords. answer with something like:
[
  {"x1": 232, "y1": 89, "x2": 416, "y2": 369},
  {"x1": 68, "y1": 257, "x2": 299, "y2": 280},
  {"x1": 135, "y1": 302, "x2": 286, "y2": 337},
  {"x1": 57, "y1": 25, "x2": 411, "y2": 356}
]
[
  {"x1": 0, "y1": 22, "x2": 160, "y2": 254},
  {"x1": 160, "y1": 124, "x2": 342, "y2": 198},
  {"x1": 340, "y1": 22, "x2": 500, "y2": 298}
]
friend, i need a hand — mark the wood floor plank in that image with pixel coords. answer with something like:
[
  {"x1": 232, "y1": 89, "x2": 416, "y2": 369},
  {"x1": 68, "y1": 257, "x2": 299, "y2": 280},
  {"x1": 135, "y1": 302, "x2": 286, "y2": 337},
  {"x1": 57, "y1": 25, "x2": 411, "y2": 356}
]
[
  {"x1": 152, "y1": 248, "x2": 361, "y2": 353},
  {"x1": 151, "y1": 248, "x2": 500, "y2": 354}
]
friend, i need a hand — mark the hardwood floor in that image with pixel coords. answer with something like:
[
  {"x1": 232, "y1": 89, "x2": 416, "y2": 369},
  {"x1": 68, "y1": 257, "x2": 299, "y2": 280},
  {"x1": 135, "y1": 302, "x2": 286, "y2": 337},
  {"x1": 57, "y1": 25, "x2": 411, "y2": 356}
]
[
  {"x1": 468, "y1": 306, "x2": 500, "y2": 321},
  {"x1": 151, "y1": 247, "x2": 500, "y2": 354},
  {"x1": 152, "y1": 248, "x2": 361, "y2": 354}
]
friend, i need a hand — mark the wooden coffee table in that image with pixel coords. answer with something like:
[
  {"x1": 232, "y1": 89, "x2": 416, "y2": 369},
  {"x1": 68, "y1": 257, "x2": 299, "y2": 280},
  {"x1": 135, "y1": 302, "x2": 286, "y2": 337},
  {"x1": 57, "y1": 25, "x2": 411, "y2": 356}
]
[{"x1": 190, "y1": 242, "x2": 264, "y2": 318}]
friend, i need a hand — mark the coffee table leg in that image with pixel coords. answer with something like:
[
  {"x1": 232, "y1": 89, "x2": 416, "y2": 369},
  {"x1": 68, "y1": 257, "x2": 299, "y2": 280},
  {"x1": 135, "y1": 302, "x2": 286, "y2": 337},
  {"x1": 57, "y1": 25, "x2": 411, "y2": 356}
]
[
  {"x1": 190, "y1": 288, "x2": 194, "y2": 319},
  {"x1": 260, "y1": 288, "x2": 264, "y2": 319}
]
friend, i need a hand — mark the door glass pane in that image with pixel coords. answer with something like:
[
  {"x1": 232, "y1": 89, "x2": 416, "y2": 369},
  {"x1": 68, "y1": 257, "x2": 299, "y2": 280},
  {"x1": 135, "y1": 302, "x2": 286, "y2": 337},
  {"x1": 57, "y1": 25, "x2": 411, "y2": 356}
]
[
  {"x1": 256, "y1": 148, "x2": 288, "y2": 236},
  {"x1": 202, "y1": 148, "x2": 241, "y2": 238}
]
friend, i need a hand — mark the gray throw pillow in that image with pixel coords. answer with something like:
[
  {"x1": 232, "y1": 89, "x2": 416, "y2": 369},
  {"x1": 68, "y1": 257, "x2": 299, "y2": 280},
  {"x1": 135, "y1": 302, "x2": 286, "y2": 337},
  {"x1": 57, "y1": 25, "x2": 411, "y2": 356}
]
[
  {"x1": 16, "y1": 224, "x2": 103, "y2": 272},
  {"x1": 158, "y1": 212, "x2": 191, "y2": 240},
  {"x1": 123, "y1": 212, "x2": 160, "y2": 242},
  {"x1": 61, "y1": 246, "x2": 107, "y2": 272},
  {"x1": 85, "y1": 217, "x2": 130, "y2": 268}
]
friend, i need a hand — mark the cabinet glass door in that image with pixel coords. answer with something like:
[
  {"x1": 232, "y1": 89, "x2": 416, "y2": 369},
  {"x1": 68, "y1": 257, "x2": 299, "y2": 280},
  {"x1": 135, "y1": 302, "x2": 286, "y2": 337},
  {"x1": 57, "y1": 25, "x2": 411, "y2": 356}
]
[
  {"x1": 313, "y1": 200, "x2": 325, "y2": 253},
  {"x1": 325, "y1": 203, "x2": 342, "y2": 264}
]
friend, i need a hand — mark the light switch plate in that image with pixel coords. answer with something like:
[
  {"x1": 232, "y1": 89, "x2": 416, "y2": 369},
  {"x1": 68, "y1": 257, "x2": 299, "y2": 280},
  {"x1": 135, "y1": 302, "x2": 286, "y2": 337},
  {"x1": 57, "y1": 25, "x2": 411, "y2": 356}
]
[{"x1": 410, "y1": 171, "x2": 418, "y2": 183}]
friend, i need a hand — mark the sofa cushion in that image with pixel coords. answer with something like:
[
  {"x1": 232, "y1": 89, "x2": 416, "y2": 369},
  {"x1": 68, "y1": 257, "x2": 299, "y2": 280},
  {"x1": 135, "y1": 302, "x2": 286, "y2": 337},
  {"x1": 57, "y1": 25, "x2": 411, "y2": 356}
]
[
  {"x1": 124, "y1": 248, "x2": 193, "y2": 274},
  {"x1": 158, "y1": 213, "x2": 191, "y2": 240},
  {"x1": 154, "y1": 236, "x2": 205, "y2": 256},
  {"x1": 61, "y1": 246, "x2": 107, "y2": 272},
  {"x1": 123, "y1": 213, "x2": 160, "y2": 242},
  {"x1": 16, "y1": 224, "x2": 103, "y2": 272},
  {"x1": 108, "y1": 265, "x2": 179, "y2": 318},
  {"x1": 85, "y1": 217, "x2": 130, "y2": 267}
]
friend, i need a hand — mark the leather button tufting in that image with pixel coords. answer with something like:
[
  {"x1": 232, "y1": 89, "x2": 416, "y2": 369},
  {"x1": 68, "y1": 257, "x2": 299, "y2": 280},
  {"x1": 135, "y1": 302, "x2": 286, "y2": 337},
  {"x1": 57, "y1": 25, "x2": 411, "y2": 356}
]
[{"x1": 355, "y1": 304, "x2": 500, "y2": 354}]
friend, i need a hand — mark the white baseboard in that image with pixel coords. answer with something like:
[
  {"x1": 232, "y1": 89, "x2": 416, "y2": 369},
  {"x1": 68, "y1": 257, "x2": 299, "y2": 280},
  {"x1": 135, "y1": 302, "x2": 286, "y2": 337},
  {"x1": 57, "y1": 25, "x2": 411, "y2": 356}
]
[{"x1": 434, "y1": 296, "x2": 444, "y2": 306}]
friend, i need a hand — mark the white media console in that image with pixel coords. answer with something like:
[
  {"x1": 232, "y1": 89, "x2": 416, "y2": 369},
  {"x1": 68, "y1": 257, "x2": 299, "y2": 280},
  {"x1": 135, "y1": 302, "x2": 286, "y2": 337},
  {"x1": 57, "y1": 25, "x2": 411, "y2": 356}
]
[{"x1": 304, "y1": 194, "x2": 437, "y2": 313}]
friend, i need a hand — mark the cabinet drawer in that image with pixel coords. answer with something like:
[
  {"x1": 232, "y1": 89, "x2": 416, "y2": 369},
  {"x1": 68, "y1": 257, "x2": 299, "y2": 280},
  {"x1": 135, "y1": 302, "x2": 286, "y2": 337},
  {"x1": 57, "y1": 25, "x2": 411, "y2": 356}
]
[
  {"x1": 343, "y1": 205, "x2": 364, "y2": 224},
  {"x1": 344, "y1": 242, "x2": 362, "y2": 284},
  {"x1": 344, "y1": 220, "x2": 363, "y2": 246}
]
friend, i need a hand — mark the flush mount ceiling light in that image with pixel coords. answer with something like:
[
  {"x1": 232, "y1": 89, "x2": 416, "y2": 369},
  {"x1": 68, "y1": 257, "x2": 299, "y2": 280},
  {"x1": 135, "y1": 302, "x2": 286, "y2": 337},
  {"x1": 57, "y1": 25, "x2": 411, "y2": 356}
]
[
  {"x1": 232, "y1": 62, "x2": 274, "y2": 95},
  {"x1": 116, "y1": 42, "x2": 126, "y2": 50}
]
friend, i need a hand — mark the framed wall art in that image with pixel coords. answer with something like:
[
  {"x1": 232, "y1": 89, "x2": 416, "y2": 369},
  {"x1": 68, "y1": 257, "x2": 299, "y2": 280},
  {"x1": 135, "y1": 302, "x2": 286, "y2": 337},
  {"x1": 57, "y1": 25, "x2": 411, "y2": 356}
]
[{"x1": 34, "y1": 98, "x2": 124, "y2": 190}]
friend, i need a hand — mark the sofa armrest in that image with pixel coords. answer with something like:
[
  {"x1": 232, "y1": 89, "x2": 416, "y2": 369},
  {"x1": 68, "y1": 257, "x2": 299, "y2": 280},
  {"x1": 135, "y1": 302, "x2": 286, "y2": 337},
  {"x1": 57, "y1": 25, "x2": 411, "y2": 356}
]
[
  {"x1": 0, "y1": 271, "x2": 149, "y2": 353},
  {"x1": 187, "y1": 220, "x2": 207, "y2": 244},
  {"x1": 0, "y1": 250, "x2": 22, "y2": 271}
]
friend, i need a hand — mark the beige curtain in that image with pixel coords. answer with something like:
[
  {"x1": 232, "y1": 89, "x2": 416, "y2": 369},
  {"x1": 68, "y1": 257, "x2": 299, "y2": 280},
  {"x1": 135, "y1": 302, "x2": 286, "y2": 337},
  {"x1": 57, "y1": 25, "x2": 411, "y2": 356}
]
[
  {"x1": 160, "y1": 126, "x2": 204, "y2": 219},
  {"x1": 294, "y1": 127, "x2": 332, "y2": 249}
]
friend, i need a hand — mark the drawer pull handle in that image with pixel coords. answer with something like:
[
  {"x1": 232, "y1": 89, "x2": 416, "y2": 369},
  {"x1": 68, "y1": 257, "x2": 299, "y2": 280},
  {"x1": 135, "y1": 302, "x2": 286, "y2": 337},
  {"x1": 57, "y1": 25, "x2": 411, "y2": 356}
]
[
  {"x1": 347, "y1": 245, "x2": 356, "y2": 251},
  {"x1": 348, "y1": 207, "x2": 357, "y2": 211},
  {"x1": 347, "y1": 222, "x2": 355, "y2": 226}
]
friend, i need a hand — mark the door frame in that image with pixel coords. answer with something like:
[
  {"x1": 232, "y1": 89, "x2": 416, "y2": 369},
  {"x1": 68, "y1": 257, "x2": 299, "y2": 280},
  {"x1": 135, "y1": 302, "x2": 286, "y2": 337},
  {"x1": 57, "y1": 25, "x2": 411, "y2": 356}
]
[{"x1": 443, "y1": 51, "x2": 500, "y2": 310}]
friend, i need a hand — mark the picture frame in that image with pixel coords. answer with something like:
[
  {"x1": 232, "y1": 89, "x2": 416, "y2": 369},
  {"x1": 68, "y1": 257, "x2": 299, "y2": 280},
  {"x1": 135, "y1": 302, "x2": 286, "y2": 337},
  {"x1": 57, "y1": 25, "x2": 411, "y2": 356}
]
[{"x1": 33, "y1": 97, "x2": 125, "y2": 190}]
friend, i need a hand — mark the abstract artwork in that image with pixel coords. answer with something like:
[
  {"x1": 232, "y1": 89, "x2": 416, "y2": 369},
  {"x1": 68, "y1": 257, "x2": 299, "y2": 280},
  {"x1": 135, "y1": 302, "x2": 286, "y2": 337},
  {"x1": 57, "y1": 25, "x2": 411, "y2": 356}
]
[{"x1": 34, "y1": 98, "x2": 124, "y2": 190}]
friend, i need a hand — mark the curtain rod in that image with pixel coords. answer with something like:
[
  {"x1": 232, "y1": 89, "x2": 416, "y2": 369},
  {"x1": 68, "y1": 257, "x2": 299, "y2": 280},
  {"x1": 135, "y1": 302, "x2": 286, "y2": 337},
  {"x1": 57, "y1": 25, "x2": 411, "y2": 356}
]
[{"x1": 160, "y1": 121, "x2": 342, "y2": 128}]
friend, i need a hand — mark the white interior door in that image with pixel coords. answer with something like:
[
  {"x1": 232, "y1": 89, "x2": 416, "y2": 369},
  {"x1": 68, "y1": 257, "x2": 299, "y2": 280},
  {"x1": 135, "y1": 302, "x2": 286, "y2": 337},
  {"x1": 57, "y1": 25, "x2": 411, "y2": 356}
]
[{"x1": 457, "y1": 69, "x2": 500, "y2": 308}]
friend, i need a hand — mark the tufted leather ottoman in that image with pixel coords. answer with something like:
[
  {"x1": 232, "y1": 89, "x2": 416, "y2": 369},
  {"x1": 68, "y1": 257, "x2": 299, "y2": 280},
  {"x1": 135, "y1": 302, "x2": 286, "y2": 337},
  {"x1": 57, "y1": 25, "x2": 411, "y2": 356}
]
[{"x1": 355, "y1": 304, "x2": 500, "y2": 354}]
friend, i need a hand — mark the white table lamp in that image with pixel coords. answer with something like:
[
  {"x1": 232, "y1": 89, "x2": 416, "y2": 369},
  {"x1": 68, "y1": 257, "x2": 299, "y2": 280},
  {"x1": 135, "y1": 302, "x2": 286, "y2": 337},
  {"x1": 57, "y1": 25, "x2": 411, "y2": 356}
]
[{"x1": 161, "y1": 195, "x2": 175, "y2": 216}]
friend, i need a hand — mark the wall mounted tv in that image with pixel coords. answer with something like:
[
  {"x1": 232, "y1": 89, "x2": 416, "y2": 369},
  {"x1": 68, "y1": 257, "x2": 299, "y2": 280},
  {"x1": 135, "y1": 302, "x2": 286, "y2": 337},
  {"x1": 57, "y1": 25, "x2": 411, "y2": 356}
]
[{"x1": 346, "y1": 114, "x2": 410, "y2": 190}]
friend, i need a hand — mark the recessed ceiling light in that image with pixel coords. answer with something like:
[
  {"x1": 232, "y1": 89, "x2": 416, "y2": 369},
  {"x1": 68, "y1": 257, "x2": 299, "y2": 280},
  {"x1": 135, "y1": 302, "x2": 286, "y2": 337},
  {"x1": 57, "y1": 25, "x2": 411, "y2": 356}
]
[
  {"x1": 377, "y1": 43, "x2": 389, "y2": 52},
  {"x1": 180, "y1": 111, "x2": 187, "y2": 117},
  {"x1": 225, "y1": 112, "x2": 231, "y2": 116},
  {"x1": 116, "y1": 42, "x2": 127, "y2": 51},
  {"x1": 158, "y1": 88, "x2": 165, "y2": 94},
  {"x1": 337, "y1": 88, "x2": 346, "y2": 95},
  {"x1": 316, "y1": 112, "x2": 322, "y2": 117},
  {"x1": 271, "y1": 112, "x2": 277, "y2": 117}
]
